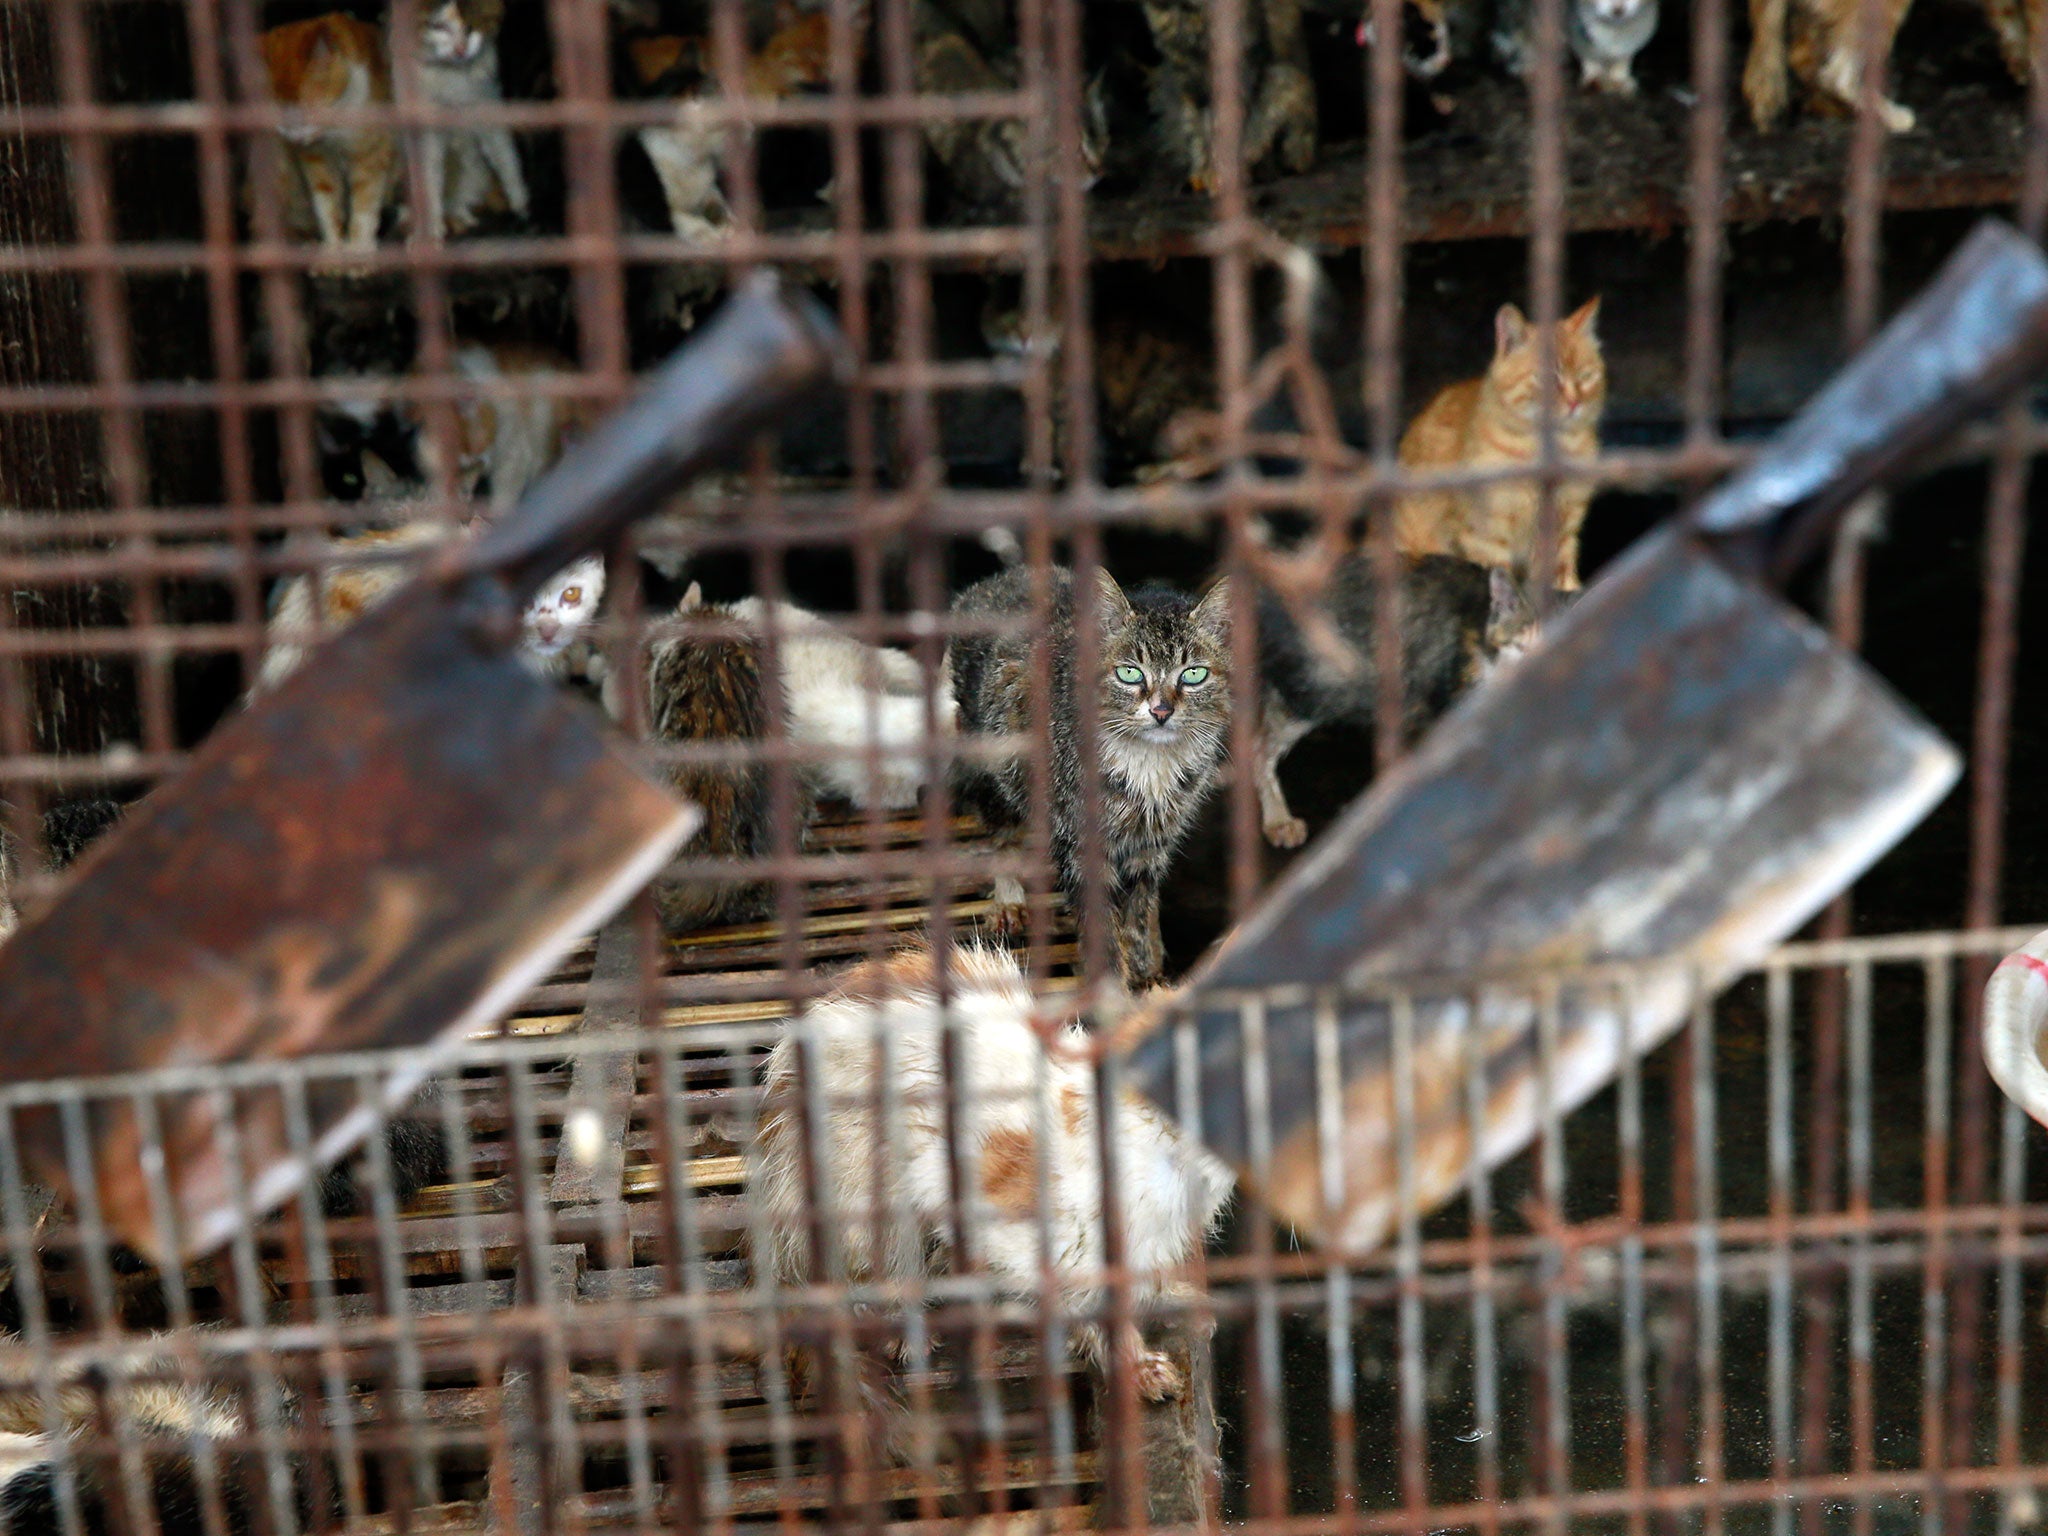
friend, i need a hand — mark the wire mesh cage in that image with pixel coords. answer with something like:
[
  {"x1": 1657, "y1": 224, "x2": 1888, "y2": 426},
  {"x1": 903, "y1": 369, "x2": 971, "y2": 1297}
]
[{"x1": 0, "y1": 0, "x2": 2045, "y2": 1530}]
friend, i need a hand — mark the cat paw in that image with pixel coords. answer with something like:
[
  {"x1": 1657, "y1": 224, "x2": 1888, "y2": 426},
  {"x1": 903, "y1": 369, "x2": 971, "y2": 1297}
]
[
  {"x1": 1877, "y1": 97, "x2": 1916, "y2": 133},
  {"x1": 1262, "y1": 815, "x2": 1308, "y2": 849},
  {"x1": 985, "y1": 875, "x2": 1030, "y2": 940},
  {"x1": 1132, "y1": 1347, "x2": 1185, "y2": 1402}
]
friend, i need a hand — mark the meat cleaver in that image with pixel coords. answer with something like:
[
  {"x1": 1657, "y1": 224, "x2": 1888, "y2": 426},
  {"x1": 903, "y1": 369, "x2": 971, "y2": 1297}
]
[
  {"x1": 0, "y1": 274, "x2": 847, "y2": 1263},
  {"x1": 1120, "y1": 219, "x2": 2048, "y2": 1252}
]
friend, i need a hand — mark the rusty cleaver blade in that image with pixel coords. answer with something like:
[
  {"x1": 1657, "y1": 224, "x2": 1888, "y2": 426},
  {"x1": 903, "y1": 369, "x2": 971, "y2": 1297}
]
[
  {"x1": 1121, "y1": 219, "x2": 2048, "y2": 1253},
  {"x1": 0, "y1": 274, "x2": 847, "y2": 1263}
]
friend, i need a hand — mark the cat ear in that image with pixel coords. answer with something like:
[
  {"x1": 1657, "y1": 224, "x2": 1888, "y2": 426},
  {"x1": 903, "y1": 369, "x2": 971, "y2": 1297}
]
[
  {"x1": 1092, "y1": 566, "x2": 1133, "y2": 629},
  {"x1": 1191, "y1": 576, "x2": 1232, "y2": 640},
  {"x1": 680, "y1": 580, "x2": 705, "y2": 612},
  {"x1": 359, "y1": 451, "x2": 406, "y2": 500},
  {"x1": 1565, "y1": 295, "x2": 1602, "y2": 336},
  {"x1": 1494, "y1": 303, "x2": 1530, "y2": 356}
]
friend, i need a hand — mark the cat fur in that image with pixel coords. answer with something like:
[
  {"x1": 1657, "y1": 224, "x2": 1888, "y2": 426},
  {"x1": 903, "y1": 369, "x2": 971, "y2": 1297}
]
[
  {"x1": 749, "y1": 940, "x2": 1234, "y2": 1400},
  {"x1": 254, "y1": 454, "x2": 604, "y2": 691},
  {"x1": 728, "y1": 597, "x2": 955, "y2": 812},
  {"x1": 1141, "y1": 0, "x2": 1317, "y2": 192},
  {"x1": 1742, "y1": 0, "x2": 1917, "y2": 132},
  {"x1": 946, "y1": 566, "x2": 1232, "y2": 988},
  {"x1": 1253, "y1": 554, "x2": 1555, "y2": 847},
  {"x1": 914, "y1": 0, "x2": 1109, "y2": 216},
  {"x1": 0, "y1": 1347, "x2": 257, "y2": 1536},
  {"x1": 258, "y1": 13, "x2": 402, "y2": 253},
  {"x1": 1394, "y1": 297, "x2": 1606, "y2": 590},
  {"x1": 631, "y1": 11, "x2": 837, "y2": 242},
  {"x1": 409, "y1": 0, "x2": 530, "y2": 236},
  {"x1": 631, "y1": 584, "x2": 810, "y2": 934}
]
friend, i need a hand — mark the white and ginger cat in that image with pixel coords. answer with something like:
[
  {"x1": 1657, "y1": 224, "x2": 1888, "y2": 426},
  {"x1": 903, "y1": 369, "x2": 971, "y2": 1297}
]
[
  {"x1": 729, "y1": 596, "x2": 955, "y2": 812},
  {"x1": 259, "y1": 13, "x2": 402, "y2": 253},
  {"x1": 411, "y1": 341, "x2": 593, "y2": 511},
  {"x1": 630, "y1": 11, "x2": 835, "y2": 243},
  {"x1": 749, "y1": 941, "x2": 1234, "y2": 1402},
  {"x1": 1394, "y1": 297, "x2": 1606, "y2": 591},
  {"x1": 254, "y1": 453, "x2": 603, "y2": 691},
  {"x1": 407, "y1": 0, "x2": 530, "y2": 236},
  {"x1": 1743, "y1": 0, "x2": 1917, "y2": 133}
]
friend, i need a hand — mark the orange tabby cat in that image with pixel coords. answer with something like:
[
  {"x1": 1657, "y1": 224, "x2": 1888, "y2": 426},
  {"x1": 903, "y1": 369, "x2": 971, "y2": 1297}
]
[
  {"x1": 1742, "y1": 0, "x2": 1917, "y2": 133},
  {"x1": 1394, "y1": 297, "x2": 1605, "y2": 590},
  {"x1": 259, "y1": 13, "x2": 402, "y2": 251}
]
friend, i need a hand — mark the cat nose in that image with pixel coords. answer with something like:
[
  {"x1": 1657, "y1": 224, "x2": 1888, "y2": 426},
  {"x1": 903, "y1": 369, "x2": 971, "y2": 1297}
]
[
  {"x1": 535, "y1": 616, "x2": 559, "y2": 642},
  {"x1": 1149, "y1": 700, "x2": 1174, "y2": 724}
]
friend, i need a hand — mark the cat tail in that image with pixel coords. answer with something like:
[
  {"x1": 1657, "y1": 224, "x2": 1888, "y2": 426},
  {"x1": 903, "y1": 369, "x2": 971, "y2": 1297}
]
[{"x1": 1742, "y1": 0, "x2": 1790, "y2": 129}]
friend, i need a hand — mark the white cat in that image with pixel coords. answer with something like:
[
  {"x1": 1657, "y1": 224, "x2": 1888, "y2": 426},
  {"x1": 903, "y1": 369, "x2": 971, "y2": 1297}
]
[
  {"x1": 1570, "y1": 0, "x2": 1658, "y2": 94},
  {"x1": 410, "y1": 0, "x2": 530, "y2": 236},
  {"x1": 728, "y1": 594, "x2": 954, "y2": 812},
  {"x1": 748, "y1": 941, "x2": 1234, "y2": 1400},
  {"x1": 255, "y1": 454, "x2": 602, "y2": 691}
]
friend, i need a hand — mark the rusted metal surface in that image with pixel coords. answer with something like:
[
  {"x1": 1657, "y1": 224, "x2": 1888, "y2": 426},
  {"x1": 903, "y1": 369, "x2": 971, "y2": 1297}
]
[
  {"x1": 0, "y1": 0, "x2": 2044, "y2": 1530},
  {"x1": 0, "y1": 283, "x2": 840, "y2": 1260}
]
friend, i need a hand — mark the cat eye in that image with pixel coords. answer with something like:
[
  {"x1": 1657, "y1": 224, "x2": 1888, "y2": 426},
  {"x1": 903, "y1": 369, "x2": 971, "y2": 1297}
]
[
  {"x1": 561, "y1": 587, "x2": 582, "y2": 605},
  {"x1": 1178, "y1": 666, "x2": 1211, "y2": 686},
  {"x1": 1114, "y1": 664, "x2": 1145, "y2": 687}
]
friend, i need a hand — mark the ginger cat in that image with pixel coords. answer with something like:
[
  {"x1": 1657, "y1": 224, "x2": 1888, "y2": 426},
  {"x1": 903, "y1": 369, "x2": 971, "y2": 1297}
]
[
  {"x1": 1742, "y1": 0, "x2": 1917, "y2": 133},
  {"x1": 1394, "y1": 298, "x2": 1605, "y2": 591},
  {"x1": 259, "y1": 13, "x2": 402, "y2": 252}
]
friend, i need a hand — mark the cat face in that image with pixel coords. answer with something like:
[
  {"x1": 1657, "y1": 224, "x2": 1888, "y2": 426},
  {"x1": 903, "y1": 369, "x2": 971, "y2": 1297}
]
[
  {"x1": 1093, "y1": 570, "x2": 1232, "y2": 752},
  {"x1": 1489, "y1": 296, "x2": 1605, "y2": 427},
  {"x1": 523, "y1": 554, "x2": 605, "y2": 656},
  {"x1": 1584, "y1": 0, "x2": 1648, "y2": 20},
  {"x1": 419, "y1": 0, "x2": 501, "y2": 65}
]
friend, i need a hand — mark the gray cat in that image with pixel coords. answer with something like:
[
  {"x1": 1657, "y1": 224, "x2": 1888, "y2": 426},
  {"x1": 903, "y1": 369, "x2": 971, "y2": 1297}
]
[
  {"x1": 1493, "y1": 0, "x2": 1659, "y2": 94},
  {"x1": 1254, "y1": 552, "x2": 1557, "y2": 847},
  {"x1": 946, "y1": 565, "x2": 1233, "y2": 988}
]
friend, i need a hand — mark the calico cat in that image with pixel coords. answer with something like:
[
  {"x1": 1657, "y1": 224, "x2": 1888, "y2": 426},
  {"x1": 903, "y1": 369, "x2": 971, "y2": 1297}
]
[
  {"x1": 915, "y1": 0, "x2": 1108, "y2": 216},
  {"x1": 408, "y1": 0, "x2": 530, "y2": 236},
  {"x1": 750, "y1": 941, "x2": 1234, "y2": 1399},
  {"x1": 1253, "y1": 553, "x2": 1553, "y2": 847},
  {"x1": 254, "y1": 454, "x2": 605, "y2": 691},
  {"x1": 1742, "y1": 0, "x2": 1917, "y2": 132},
  {"x1": 1394, "y1": 297, "x2": 1606, "y2": 590},
  {"x1": 259, "y1": 13, "x2": 402, "y2": 252},
  {"x1": 729, "y1": 597, "x2": 955, "y2": 812},
  {"x1": 1141, "y1": 0, "x2": 1316, "y2": 192},
  {"x1": 631, "y1": 10, "x2": 837, "y2": 243},
  {"x1": 628, "y1": 583, "x2": 810, "y2": 934},
  {"x1": 946, "y1": 566, "x2": 1232, "y2": 988}
]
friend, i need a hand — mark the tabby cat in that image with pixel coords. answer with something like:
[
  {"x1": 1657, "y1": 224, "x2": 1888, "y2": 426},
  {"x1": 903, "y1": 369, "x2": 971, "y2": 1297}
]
[
  {"x1": 946, "y1": 566, "x2": 1232, "y2": 988},
  {"x1": 409, "y1": 0, "x2": 530, "y2": 236},
  {"x1": 1141, "y1": 0, "x2": 1316, "y2": 191},
  {"x1": 415, "y1": 341, "x2": 593, "y2": 511},
  {"x1": 1253, "y1": 553, "x2": 1554, "y2": 847},
  {"x1": 1742, "y1": 0, "x2": 1917, "y2": 132},
  {"x1": 259, "y1": 13, "x2": 402, "y2": 252},
  {"x1": 627, "y1": 583, "x2": 813, "y2": 934},
  {"x1": 916, "y1": 0, "x2": 1108, "y2": 216},
  {"x1": 1393, "y1": 297, "x2": 1606, "y2": 590}
]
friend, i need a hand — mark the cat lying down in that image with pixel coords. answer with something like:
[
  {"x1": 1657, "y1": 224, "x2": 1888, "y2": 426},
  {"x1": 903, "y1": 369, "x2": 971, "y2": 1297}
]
[{"x1": 748, "y1": 940, "x2": 1234, "y2": 1403}]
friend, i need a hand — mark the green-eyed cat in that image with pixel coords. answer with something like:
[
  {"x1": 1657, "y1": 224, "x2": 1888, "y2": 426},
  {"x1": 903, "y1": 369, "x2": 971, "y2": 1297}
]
[{"x1": 946, "y1": 566, "x2": 1232, "y2": 988}]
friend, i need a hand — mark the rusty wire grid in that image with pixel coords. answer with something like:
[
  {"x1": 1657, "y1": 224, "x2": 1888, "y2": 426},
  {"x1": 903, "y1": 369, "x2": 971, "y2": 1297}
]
[{"x1": 0, "y1": 0, "x2": 2045, "y2": 1530}]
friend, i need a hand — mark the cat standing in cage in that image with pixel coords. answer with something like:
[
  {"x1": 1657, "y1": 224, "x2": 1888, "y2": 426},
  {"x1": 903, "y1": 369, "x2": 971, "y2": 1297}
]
[{"x1": 946, "y1": 566, "x2": 1232, "y2": 988}]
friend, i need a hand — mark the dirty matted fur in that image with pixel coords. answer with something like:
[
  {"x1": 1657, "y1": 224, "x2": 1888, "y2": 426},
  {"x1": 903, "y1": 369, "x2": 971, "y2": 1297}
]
[{"x1": 748, "y1": 940, "x2": 1234, "y2": 1401}]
